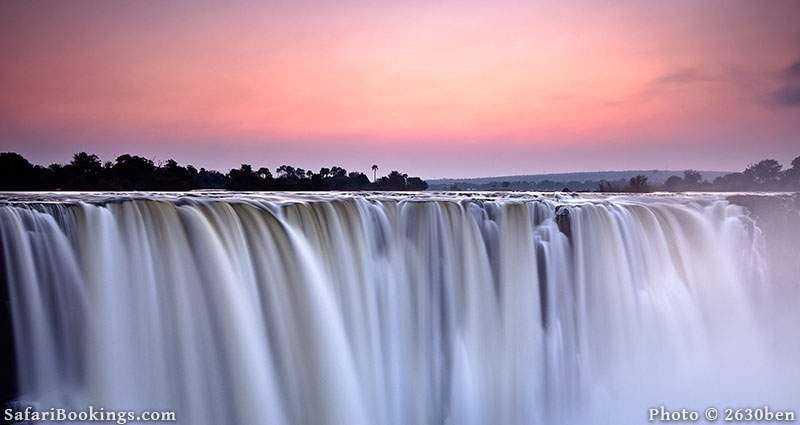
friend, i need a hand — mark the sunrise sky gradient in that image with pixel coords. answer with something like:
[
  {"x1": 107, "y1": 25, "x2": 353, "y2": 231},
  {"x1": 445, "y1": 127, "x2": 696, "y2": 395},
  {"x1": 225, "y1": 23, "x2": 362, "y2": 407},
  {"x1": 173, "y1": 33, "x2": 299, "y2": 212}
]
[{"x1": 1, "y1": 0, "x2": 799, "y2": 178}]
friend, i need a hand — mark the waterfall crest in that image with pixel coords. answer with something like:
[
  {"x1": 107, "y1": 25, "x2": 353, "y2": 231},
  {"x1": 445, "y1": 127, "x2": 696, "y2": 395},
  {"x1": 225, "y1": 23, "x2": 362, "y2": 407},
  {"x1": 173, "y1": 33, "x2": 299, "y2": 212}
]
[{"x1": 0, "y1": 193, "x2": 795, "y2": 425}]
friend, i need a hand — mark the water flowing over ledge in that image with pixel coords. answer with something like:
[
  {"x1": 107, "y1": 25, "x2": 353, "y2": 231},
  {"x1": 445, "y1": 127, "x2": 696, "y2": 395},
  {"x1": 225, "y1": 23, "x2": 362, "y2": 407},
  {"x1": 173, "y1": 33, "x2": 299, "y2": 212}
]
[{"x1": 0, "y1": 192, "x2": 797, "y2": 425}]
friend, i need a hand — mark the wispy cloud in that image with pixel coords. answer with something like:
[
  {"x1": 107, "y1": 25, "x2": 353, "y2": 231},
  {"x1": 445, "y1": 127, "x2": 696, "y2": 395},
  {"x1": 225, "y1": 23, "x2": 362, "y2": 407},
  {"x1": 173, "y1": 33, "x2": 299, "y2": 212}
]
[
  {"x1": 771, "y1": 86, "x2": 800, "y2": 106},
  {"x1": 651, "y1": 68, "x2": 716, "y2": 86},
  {"x1": 769, "y1": 57, "x2": 800, "y2": 107},
  {"x1": 785, "y1": 59, "x2": 800, "y2": 78},
  {"x1": 603, "y1": 67, "x2": 722, "y2": 107}
]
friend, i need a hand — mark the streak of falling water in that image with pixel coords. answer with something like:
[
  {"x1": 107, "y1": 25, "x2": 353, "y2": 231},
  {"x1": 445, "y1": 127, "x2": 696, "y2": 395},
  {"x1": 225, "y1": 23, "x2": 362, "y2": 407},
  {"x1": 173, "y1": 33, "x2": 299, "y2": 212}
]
[{"x1": 0, "y1": 193, "x2": 797, "y2": 425}]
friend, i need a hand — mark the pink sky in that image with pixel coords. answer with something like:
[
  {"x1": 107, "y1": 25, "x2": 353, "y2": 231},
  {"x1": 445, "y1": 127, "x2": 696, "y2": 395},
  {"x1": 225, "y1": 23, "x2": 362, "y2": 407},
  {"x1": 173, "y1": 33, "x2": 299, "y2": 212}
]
[{"x1": 1, "y1": 0, "x2": 799, "y2": 178}]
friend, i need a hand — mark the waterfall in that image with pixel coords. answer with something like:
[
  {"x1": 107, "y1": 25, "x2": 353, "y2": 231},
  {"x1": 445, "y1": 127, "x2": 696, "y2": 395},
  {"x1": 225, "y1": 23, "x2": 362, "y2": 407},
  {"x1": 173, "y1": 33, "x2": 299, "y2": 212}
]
[{"x1": 0, "y1": 193, "x2": 796, "y2": 425}]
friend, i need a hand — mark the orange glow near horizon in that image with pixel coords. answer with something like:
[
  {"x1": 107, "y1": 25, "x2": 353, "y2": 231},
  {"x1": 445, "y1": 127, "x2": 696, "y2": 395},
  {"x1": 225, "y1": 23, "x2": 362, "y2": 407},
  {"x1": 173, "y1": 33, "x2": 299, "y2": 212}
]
[{"x1": 1, "y1": 0, "x2": 799, "y2": 177}]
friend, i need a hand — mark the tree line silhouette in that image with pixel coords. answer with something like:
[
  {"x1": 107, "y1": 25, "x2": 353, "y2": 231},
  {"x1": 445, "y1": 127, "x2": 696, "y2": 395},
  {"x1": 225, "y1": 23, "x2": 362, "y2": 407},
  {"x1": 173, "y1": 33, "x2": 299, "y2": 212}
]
[
  {"x1": 0, "y1": 152, "x2": 428, "y2": 191},
  {"x1": 439, "y1": 155, "x2": 800, "y2": 192},
  {"x1": 599, "y1": 155, "x2": 800, "y2": 192},
  {"x1": 2, "y1": 151, "x2": 797, "y2": 193}
]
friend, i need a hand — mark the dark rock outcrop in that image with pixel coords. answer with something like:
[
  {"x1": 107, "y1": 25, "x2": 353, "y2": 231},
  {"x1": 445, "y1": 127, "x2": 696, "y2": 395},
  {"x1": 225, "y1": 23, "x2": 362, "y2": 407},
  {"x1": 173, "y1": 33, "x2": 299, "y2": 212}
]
[{"x1": 555, "y1": 206, "x2": 572, "y2": 239}]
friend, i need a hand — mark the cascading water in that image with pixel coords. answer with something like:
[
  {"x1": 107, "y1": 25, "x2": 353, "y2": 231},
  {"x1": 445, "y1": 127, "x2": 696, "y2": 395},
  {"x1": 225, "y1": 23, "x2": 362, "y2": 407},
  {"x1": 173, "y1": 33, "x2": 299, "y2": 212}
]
[{"x1": 0, "y1": 192, "x2": 797, "y2": 425}]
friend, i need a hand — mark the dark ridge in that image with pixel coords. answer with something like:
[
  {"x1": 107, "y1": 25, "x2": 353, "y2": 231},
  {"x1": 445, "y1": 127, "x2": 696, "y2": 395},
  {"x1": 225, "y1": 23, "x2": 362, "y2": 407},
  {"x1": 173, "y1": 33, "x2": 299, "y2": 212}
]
[
  {"x1": 429, "y1": 156, "x2": 800, "y2": 193},
  {"x1": 555, "y1": 207, "x2": 571, "y2": 239}
]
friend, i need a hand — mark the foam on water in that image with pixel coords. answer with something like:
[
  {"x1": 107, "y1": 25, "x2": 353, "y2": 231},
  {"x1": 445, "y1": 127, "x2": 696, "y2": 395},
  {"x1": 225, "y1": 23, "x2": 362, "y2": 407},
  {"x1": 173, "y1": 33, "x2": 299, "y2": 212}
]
[{"x1": 0, "y1": 192, "x2": 797, "y2": 424}]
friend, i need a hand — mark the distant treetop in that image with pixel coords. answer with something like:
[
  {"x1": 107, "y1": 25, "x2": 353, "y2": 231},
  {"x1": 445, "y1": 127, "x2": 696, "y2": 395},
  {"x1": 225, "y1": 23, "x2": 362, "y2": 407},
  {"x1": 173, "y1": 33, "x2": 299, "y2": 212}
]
[
  {"x1": 431, "y1": 155, "x2": 800, "y2": 192},
  {"x1": 0, "y1": 152, "x2": 429, "y2": 192}
]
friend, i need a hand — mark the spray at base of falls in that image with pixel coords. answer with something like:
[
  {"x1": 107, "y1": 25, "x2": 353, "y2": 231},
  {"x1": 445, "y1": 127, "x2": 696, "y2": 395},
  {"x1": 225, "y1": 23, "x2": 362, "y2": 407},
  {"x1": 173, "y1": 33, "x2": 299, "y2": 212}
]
[{"x1": 0, "y1": 193, "x2": 797, "y2": 425}]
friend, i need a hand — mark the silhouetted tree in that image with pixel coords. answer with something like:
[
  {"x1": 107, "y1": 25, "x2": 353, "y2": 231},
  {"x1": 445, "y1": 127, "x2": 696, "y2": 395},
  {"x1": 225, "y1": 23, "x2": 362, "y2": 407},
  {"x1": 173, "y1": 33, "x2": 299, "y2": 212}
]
[
  {"x1": 744, "y1": 159, "x2": 782, "y2": 187},
  {"x1": 664, "y1": 175, "x2": 683, "y2": 191},
  {"x1": 713, "y1": 172, "x2": 747, "y2": 191},
  {"x1": 406, "y1": 177, "x2": 429, "y2": 190},
  {"x1": 326, "y1": 166, "x2": 350, "y2": 190},
  {"x1": 154, "y1": 159, "x2": 194, "y2": 190},
  {"x1": 195, "y1": 168, "x2": 227, "y2": 189},
  {"x1": 683, "y1": 170, "x2": 702, "y2": 186},
  {"x1": 781, "y1": 156, "x2": 800, "y2": 188},
  {"x1": 433, "y1": 156, "x2": 800, "y2": 192},
  {"x1": 276, "y1": 165, "x2": 296, "y2": 179},
  {"x1": 63, "y1": 152, "x2": 103, "y2": 190},
  {"x1": 597, "y1": 180, "x2": 618, "y2": 192},
  {"x1": 112, "y1": 154, "x2": 156, "y2": 189},
  {"x1": 627, "y1": 175, "x2": 649, "y2": 192},
  {"x1": 256, "y1": 167, "x2": 272, "y2": 179},
  {"x1": 382, "y1": 171, "x2": 406, "y2": 190},
  {"x1": 330, "y1": 166, "x2": 347, "y2": 178},
  {"x1": 71, "y1": 152, "x2": 102, "y2": 173},
  {"x1": 227, "y1": 164, "x2": 265, "y2": 190},
  {"x1": 0, "y1": 152, "x2": 49, "y2": 190}
]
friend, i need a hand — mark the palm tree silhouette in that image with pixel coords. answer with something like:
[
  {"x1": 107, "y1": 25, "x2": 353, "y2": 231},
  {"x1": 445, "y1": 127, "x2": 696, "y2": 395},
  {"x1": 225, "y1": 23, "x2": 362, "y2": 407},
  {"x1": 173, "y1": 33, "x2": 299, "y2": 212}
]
[{"x1": 371, "y1": 164, "x2": 379, "y2": 182}]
